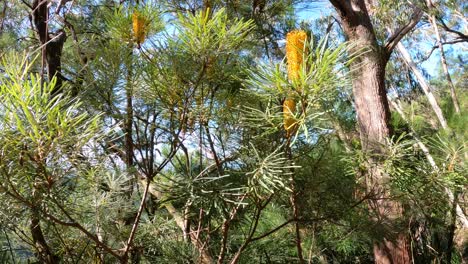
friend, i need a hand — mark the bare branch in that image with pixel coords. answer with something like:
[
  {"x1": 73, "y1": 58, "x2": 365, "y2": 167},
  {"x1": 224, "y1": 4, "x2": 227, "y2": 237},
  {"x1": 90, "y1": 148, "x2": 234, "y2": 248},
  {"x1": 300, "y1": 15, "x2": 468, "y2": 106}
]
[
  {"x1": 21, "y1": 0, "x2": 33, "y2": 9},
  {"x1": 122, "y1": 178, "x2": 152, "y2": 261},
  {"x1": 438, "y1": 18, "x2": 468, "y2": 42},
  {"x1": 384, "y1": 6, "x2": 423, "y2": 57},
  {"x1": 217, "y1": 194, "x2": 247, "y2": 264},
  {"x1": 250, "y1": 219, "x2": 295, "y2": 242},
  {"x1": 419, "y1": 39, "x2": 467, "y2": 62}
]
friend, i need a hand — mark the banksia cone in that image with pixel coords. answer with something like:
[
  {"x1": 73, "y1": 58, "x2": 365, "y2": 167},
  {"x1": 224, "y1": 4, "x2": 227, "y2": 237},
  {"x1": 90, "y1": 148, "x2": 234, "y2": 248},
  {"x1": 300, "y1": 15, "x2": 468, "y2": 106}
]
[
  {"x1": 132, "y1": 11, "x2": 147, "y2": 45},
  {"x1": 285, "y1": 30, "x2": 307, "y2": 82},
  {"x1": 283, "y1": 98, "x2": 297, "y2": 137}
]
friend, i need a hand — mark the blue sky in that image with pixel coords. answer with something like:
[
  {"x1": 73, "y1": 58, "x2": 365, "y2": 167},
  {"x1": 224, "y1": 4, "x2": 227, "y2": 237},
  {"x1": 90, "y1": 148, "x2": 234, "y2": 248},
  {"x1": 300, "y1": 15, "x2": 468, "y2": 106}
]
[
  {"x1": 296, "y1": 1, "x2": 331, "y2": 22},
  {"x1": 294, "y1": 1, "x2": 451, "y2": 78}
]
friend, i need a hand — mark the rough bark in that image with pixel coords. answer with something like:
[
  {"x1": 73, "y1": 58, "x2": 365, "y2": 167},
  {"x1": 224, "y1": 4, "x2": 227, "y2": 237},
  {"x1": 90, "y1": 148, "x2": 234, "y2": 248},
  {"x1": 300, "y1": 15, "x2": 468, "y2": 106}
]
[
  {"x1": 365, "y1": 163, "x2": 411, "y2": 264},
  {"x1": 328, "y1": 1, "x2": 419, "y2": 263},
  {"x1": 353, "y1": 51, "x2": 391, "y2": 151},
  {"x1": 329, "y1": 0, "x2": 392, "y2": 151},
  {"x1": 32, "y1": 0, "x2": 67, "y2": 95},
  {"x1": 125, "y1": 52, "x2": 134, "y2": 168},
  {"x1": 372, "y1": 233, "x2": 411, "y2": 264}
]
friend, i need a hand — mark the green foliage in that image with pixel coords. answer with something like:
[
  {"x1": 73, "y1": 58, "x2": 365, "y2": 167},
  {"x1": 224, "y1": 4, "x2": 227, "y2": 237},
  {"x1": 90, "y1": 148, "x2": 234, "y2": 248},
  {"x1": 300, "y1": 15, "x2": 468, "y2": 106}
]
[
  {"x1": 246, "y1": 145, "x2": 295, "y2": 197},
  {"x1": 243, "y1": 35, "x2": 354, "y2": 143},
  {"x1": 0, "y1": 55, "x2": 101, "y2": 151},
  {"x1": 0, "y1": 52, "x2": 134, "y2": 263},
  {"x1": 428, "y1": 134, "x2": 467, "y2": 189},
  {"x1": 177, "y1": 8, "x2": 254, "y2": 58},
  {"x1": 135, "y1": 216, "x2": 199, "y2": 263},
  {"x1": 245, "y1": 35, "x2": 353, "y2": 99},
  {"x1": 105, "y1": 4, "x2": 163, "y2": 45},
  {"x1": 237, "y1": 205, "x2": 294, "y2": 263},
  {"x1": 0, "y1": 1, "x2": 466, "y2": 263}
]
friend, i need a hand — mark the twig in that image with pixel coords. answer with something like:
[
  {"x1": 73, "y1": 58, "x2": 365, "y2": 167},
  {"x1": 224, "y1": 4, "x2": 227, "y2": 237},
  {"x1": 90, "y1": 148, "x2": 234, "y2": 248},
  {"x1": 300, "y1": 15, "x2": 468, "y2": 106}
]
[
  {"x1": 229, "y1": 195, "x2": 273, "y2": 264},
  {"x1": 285, "y1": 137, "x2": 304, "y2": 263},
  {"x1": 419, "y1": 39, "x2": 466, "y2": 62},
  {"x1": 217, "y1": 194, "x2": 247, "y2": 264},
  {"x1": 438, "y1": 18, "x2": 468, "y2": 42},
  {"x1": 250, "y1": 219, "x2": 295, "y2": 242},
  {"x1": 122, "y1": 178, "x2": 151, "y2": 262}
]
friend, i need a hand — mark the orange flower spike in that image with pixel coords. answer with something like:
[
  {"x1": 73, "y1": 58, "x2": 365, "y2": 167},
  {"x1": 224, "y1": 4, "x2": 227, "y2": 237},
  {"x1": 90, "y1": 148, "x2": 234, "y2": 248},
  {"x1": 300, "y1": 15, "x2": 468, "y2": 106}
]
[
  {"x1": 285, "y1": 30, "x2": 307, "y2": 82},
  {"x1": 283, "y1": 98, "x2": 297, "y2": 137},
  {"x1": 132, "y1": 11, "x2": 147, "y2": 45}
]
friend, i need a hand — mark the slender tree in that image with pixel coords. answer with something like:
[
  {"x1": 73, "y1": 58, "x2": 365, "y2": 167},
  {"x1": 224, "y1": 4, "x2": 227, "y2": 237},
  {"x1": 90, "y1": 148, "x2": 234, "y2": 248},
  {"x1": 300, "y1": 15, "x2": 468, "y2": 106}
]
[{"x1": 426, "y1": 0, "x2": 462, "y2": 113}]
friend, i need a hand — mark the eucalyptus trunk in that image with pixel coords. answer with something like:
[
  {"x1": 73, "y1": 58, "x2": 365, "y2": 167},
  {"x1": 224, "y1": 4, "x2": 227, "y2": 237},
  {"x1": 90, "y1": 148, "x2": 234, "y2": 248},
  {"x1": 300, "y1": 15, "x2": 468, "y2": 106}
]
[
  {"x1": 328, "y1": 1, "x2": 419, "y2": 262},
  {"x1": 352, "y1": 41, "x2": 411, "y2": 264},
  {"x1": 395, "y1": 42, "x2": 448, "y2": 129}
]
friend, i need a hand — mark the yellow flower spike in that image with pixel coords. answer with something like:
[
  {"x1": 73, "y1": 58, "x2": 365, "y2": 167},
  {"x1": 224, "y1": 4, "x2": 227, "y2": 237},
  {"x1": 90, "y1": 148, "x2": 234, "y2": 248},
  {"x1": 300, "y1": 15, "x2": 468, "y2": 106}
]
[
  {"x1": 132, "y1": 11, "x2": 148, "y2": 46},
  {"x1": 286, "y1": 30, "x2": 307, "y2": 83},
  {"x1": 283, "y1": 98, "x2": 297, "y2": 138}
]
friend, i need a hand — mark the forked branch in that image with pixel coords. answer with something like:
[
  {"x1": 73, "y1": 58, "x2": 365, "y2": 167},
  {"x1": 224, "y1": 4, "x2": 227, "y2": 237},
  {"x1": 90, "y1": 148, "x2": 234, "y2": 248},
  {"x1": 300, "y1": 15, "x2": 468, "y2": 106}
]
[{"x1": 384, "y1": 6, "x2": 423, "y2": 58}]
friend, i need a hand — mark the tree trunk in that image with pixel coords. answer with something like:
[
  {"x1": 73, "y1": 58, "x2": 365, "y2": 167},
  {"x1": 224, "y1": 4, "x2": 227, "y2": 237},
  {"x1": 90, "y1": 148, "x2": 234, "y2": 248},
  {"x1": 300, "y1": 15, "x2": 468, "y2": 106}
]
[
  {"x1": 373, "y1": 232, "x2": 411, "y2": 264},
  {"x1": 432, "y1": 18, "x2": 461, "y2": 113},
  {"x1": 395, "y1": 42, "x2": 448, "y2": 129},
  {"x1": 30, "y1": 211, "x2": 57, "y2": 264},
  {"x1": 125, "y1": 56, "x2": 134, "y2": 169},
  {"x1": 32, "y1": 0, "x2": 67, "y2": 95},
  {"x1": 354, "y1": 49, "x2": 410, "y2": 264},
  {"x1": 329, "y1": 1, "x2": 413, "y2": 263},
  {"x1": 31, "y1": 185, "x2": 57, "y2": 264},
  {"x1": 352, "y1": 48, "x2": 391, "y2": 151},
  {"x1": 426, "y1": 1, "x2": 461, "y2": 114}
]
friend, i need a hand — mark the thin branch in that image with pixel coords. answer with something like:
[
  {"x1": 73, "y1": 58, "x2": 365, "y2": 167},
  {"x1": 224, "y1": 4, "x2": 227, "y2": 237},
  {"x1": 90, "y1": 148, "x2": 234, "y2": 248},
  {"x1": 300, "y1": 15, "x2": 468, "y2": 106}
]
[
  {"x1": 438, "y1": 18, "x2": 468, "y2": 42},
  {"x1": 3, "y1": 228, "x2": 16, "y2": 262},
  {"x1": 419, "y1": 39, "x2": 467, "y2": 62},
  {"x1": 229, "y1": 195, "x2": 273, "y2": 264},
  {"x1": 0, "y1": 186, "x2": 122, "y2": 261},
  {"x1": 204, "y1": 123, "x2": 222, "y2": 174},
  {"x1": 384, "y1": 6, "x2": 423, "y2": 57},
  {"x1": 122, "y1": 178, "x2": 151, "y2": 261},
  {"x1": 217, "y1": 194, "x2": 247, "y2": 264},
  {"x1": 195, "y1": 155, "x2": 238, "y2": 180},
  {"x1": 285, "y1": 138, "x2": 304, "y2": 263},
  {"x1": 250, "y1": 219, "x2": 295, "y2": 242},
  {"x1": 43, "y1": 211, "x2": 122, "y2": 260},
  {"x1": 46, "y1": 197, "x2": 122, "y2": 259},
  {"x1": 21, "y1": 0, "x2": 33, "y2": 9}
]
